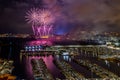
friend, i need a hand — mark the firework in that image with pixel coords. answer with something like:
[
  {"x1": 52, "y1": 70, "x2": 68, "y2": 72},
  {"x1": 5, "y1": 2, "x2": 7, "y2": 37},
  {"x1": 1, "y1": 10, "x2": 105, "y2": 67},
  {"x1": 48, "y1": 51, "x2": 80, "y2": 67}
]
[
  {"x1": 25, "y1": 8, "x2": 55, "y2": 37},
  {"x1": 38, "y1": 9, "x2": 54, "y2": 25},
  {"x1": 25, "y1": 8, "x2": 40, "y2": 24}
]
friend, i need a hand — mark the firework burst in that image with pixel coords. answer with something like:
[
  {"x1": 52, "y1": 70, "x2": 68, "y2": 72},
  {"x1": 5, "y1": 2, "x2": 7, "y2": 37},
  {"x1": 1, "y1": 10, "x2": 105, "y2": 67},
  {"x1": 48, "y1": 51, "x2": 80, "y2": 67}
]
[
  {"x1": 38, "y1": 9, "x2": 54, "y2": 25},
  {"x1": 25, "y1": 8, "x2": 55, "y2": 37},
  {"x1": 25, "y1": 8, "x2": 40, "y2": 24}
]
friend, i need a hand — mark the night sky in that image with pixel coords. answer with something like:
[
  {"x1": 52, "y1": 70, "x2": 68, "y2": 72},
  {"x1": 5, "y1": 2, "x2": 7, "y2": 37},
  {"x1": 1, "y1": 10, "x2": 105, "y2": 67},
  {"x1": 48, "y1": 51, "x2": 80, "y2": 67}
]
[{"x1": 0, "y1": 0, "x2": 120, "y2": 34}]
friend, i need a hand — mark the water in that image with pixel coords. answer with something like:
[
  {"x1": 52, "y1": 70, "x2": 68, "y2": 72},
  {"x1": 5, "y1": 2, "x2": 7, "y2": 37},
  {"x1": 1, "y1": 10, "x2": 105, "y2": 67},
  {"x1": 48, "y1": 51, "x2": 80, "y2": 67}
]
[
  {"x1": 58, "y1": 55, "x2": 100, "y2": 78},
  {"x1": 0, "y1": 39, "x2": 120, "y2": 79},
  {"x1": 76, "y1": 52, "x2": 120, "y2": 77},
  {"x1": 23, "y1": 55, "x2": 65, "y2": 80}
]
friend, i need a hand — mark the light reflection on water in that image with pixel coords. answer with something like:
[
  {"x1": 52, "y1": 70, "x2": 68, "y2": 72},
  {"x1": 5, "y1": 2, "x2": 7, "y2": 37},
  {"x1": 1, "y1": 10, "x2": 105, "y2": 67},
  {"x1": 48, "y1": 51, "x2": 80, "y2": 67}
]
[
  {"x1": 21, "y1": 51, "x2": 120, "y2": 79},
  {"x1": 23, "y1": 55, "x2": 66, "y2": 80}
]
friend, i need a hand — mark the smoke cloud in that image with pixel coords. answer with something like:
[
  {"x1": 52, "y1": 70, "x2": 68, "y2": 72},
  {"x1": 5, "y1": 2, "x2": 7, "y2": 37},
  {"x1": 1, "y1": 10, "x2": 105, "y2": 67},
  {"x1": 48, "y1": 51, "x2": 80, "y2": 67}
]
[{"x1": 0, "y1": 0, "x2": 120, "y2": 34}]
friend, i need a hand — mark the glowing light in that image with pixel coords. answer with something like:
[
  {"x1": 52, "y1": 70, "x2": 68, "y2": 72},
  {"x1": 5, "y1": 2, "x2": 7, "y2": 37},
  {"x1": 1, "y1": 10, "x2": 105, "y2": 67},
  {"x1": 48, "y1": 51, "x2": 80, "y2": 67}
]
[
  {"x1": 38, "y1": 10, "x2": 54, "y2": 25},
  {"x1": 26, "y1": 40, "x2": 53, "y2": 46},
  {"x1": 25, "y1": 8, "x2": 55, "y2": 37},
  {"x1": 25, "y1": 8, "x2": 40, "y2": 24},
  {"x1": 40, "y1": 36, "x2": 49, "y2": 38}
]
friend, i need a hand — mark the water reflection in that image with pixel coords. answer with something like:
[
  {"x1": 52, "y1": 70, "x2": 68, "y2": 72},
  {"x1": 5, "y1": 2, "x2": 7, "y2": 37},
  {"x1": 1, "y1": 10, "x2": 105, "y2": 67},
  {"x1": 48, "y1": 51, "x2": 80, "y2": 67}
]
[
  {"x1": 23, "y1": 55, "x2": 65, "y2": 80},
  {"x1": 105, "y1": 60, "x2": 110, "y2": 67},
  {"x1": 117, "y1": 63, "x2": 120, "y2": 66},
  {"x1": 77, "y1": 52, "x2": 120, "y2": 77},
  {"x1": 21, "y1": 50, "x2": 120, "y2": 79},
  {"x1": 63, "y1": 56, "x2": 71, "y2": 62},
  {"x1": 23, "y1": 56, "x2": 33, "y2": 80}
]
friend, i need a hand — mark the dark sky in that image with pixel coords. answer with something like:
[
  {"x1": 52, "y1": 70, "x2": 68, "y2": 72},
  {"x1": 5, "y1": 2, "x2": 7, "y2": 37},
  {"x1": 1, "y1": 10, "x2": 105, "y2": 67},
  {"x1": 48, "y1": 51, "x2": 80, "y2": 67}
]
[{"x1": 0, "y1": 0, "x2": 120, "y2": 34}]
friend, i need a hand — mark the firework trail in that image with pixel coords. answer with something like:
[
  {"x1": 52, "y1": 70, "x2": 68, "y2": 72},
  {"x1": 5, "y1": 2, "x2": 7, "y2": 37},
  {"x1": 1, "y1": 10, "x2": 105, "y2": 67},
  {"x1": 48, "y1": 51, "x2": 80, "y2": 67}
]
[{"x1": 25, "y1": 8, "x2": 55, "y2": 37}]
